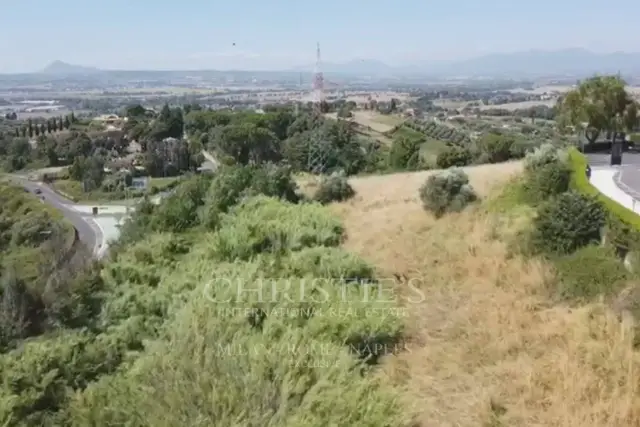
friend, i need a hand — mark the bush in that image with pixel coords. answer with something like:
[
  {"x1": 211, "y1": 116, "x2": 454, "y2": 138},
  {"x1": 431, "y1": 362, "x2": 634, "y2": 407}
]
[
  {"x1": 419, "y1": 168, "x2": 477, "y2": 218},
  {"x1": 529, "y1": 191, "x2": 606, "y2": 255},
  {"x1": 211, "y1": 196, "x2": 344, "y2": 261},
  {"x1": 388, "y1": 136, "x2": 422, "y2": 170},
  {"x1": 524, "y1": 143, "x2": 566, "y2": 173},
  {"x1": 509, "y1": 139, "x2": 539, "y2": 159},
  {"x1": 522, "y1": 159, "x2": 571, "y2": 204},
  {"x1": 201, "y1": 164, "x2": 300, "y2": 229},
  {"x1": 435, "y1": 146, "x2": 472, "y2": 168},
  {"x1": 478, "y1": 133, "x2": 514, "y2": 163},
  {"x1": 313, "y1": 173, "x2": 356, "y2": 204},
  {"x1": 554, "y1": 245, "x2": 629, "y2": 301}
]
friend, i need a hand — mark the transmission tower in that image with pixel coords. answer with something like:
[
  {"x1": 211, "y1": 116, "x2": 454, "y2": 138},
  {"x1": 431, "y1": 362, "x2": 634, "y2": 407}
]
[{"x1": 308, "y1": 42, "x2": 329, "y2": 174}]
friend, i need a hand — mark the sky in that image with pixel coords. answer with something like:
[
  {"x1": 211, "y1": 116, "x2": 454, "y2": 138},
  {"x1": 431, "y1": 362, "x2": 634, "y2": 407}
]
[{"x1": 0, "y1": 0, "x2": 638, "y2": 73}]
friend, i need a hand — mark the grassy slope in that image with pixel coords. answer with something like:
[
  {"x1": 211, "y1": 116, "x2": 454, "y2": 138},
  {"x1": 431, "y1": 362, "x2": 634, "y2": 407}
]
[
  {"x1": 0, "y1": 182, "x2": 76, "y2": 281},
  {"x1": 330, "y1": 161, "x2": 640, "y2": 425}
]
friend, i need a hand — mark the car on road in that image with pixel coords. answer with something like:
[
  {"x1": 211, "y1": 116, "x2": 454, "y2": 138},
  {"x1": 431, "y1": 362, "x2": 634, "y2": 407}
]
[{"x1": 34, "y1": 188, "x2": 42, "y2": 195}]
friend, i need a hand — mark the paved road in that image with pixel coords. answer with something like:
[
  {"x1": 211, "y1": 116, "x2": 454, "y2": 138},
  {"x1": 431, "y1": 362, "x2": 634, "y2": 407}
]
[
  {"x1": 587, "y1": 153, "x2": 640, "y2": 201},
  {"x1": 6, "y1": 151, "x2": 218, "y2": 257},
  {"x1": 8, "y1": 177, "x2": 103, "y2": 255}
]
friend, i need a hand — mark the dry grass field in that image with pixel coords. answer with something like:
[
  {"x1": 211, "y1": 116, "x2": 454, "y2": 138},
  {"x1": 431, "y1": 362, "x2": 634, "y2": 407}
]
[
  {"x1": 329, "y1": 161, "x2": 640, "y2": 426},
  {"x1": 351, "y1": 111, "x2": 404, "y2": 133}
]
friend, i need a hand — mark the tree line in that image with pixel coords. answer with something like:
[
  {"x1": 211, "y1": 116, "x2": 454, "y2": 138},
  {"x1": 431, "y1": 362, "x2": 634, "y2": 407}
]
[{"x1": 9, "y1": 112, "x2": 78, "y2": 139}]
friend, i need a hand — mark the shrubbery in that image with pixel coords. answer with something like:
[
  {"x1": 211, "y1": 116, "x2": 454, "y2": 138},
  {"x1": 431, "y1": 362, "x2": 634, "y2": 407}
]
[
  {"x1": 388, "y1": 136, "x2": 422, "y2": 171},
  {"x1": 419, "y1": 168, "x2": 477, "y2": 218},
  {"x1": 522, "y1": 159, "x2": 571, "y2": 204},
  {"x1": 435, "y1": 146, "x2": 472, "y2": 168},
  {"x1": 313, "y1": 173, "x2": 356, "y2": 204},
  {"x1": 0, "y1": 156, "x2": 409, "y2": 425},
  {"x1": 524, "y1": 143, "x2": 566, "y2": 173},
  {"x1": 554, "y1": 245, "x2": 629, "y2": 301},
  {"x1": 515, "y1": 143, "x2": 571, "y2": 204},
  {"x1": 529, "y1": 190, "x2": 606, "y2": 255},
  {"x1": 502, "y1": 145, "x2": 637, "y2": 308}
]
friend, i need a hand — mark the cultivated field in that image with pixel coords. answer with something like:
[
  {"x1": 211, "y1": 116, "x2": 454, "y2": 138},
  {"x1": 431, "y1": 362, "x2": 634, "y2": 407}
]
[
  {"x1": 434, "y1": 99, "x2": 557, "y2": 111},
  {"x1": 351, "y1": 111, "x2": 404, "y2": 133},
  {"x1": 329, "y1": 161, "x2": 640, "y2": 425},
  {"x1": 432, "y1": 99, "x2": 470, "y2": 110},
  {"x1": 479, "y1": 99, "x2": 557, "y2": 111}
]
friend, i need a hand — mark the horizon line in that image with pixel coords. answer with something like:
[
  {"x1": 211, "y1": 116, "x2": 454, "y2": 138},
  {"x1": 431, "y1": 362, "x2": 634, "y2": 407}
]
[{"x1": 4, "y1": 47, "x2": 640, "y2": 75}]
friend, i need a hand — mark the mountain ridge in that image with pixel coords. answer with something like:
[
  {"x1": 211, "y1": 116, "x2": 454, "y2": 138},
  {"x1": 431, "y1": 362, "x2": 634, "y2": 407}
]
[
  {"x1": 41, "y1": 60, "x2": 102, "y2": 75},
  {"x1": 33, "y1": 49, "x2": 640, "y2": 78}
]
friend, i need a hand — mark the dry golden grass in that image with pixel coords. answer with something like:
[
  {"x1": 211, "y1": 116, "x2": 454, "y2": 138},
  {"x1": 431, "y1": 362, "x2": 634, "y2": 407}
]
[{"x1": 332, "y1": 161, "x2": 640, "y2": 426}]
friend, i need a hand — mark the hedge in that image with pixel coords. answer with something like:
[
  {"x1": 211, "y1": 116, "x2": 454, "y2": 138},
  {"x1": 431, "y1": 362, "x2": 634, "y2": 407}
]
[{"x1": 568, "y1": 147, "x2": 640, "y2": 232}]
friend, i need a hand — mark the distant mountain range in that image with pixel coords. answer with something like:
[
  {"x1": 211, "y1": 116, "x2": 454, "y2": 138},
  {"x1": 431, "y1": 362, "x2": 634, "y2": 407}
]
[
  {"x1": 37, "y1": 49, "x2": 640, "y2": 78},
  {"x1": 41, "y1": 60, "x2": 102, "y2": 75}
]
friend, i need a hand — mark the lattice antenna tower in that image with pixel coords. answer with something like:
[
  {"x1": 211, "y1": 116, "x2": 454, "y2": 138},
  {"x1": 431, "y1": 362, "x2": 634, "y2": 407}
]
[
  {"x1": 308, "y1": 42, "x2": 329, "y2": 175},
  {"x1": 312, "y1": 42, "x2": 324, "y2": 108}
]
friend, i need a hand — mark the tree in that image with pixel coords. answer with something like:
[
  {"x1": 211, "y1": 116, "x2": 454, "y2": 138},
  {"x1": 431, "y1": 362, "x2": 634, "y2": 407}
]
[
  {"x1": 558, "y1": 75, "x2": 639, "y2": 145},
  {"x1": 213, "y1": 123, "x2": 280, "y2": 165},
  {"x1": 389, "y1": 136, "x2": 422, "y2": 170},
  {"x1": 124, "y1": 104, "x2": 146, "y2": 118},
  {"x1": 477, "y1": 132, "x2": 515, "y2": 163}
]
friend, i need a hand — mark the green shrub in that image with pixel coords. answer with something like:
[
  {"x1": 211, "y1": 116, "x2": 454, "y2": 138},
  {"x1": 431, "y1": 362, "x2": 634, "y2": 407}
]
[
  {"x1": 522, "y1": 160, "x2": 571, "y2": 204},
  {"x1": 388, "y1": 136, "x2": 422, "y2": 170},
  {"x1": 477, "y1": 132, "x2": 514, "y2": 163},
  {"x1": 201, "y1": 164, "x2": 300, "y2": 229},
  {"x1": 67, "y1": 300, "x2": 406, "y2": 427},
  {"x1": 211, "y1": 196, "x2": 344, "y2": 260},
  {"x1": 554, "y1": 245, "x2": 629, "y2": 301},
  {"x1": 279, "y1": 246, "x2": 375, "y2": 282},
  {"x1": 509, "y1": 139, "x2": 539, "y2": 159},
  {"x1": 313, "y1": 173, "x2": 356, "y2": 204},
  {"x1": 435, "y1": 146, "x2": 472, "y2": 168},
  {"x1": 419, "y1": 168, "x2": 477, "y2": 218},
  {"x1": 524, "y1": 143, "x2": 566, "y2": 173},
  {"x1": 529, "y1": 191, "x2": 606, "y2": 255}
]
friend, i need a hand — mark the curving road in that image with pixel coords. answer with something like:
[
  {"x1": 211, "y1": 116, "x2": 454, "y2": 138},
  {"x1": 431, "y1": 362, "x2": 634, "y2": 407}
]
[
  {"x1": 8, "y1": 177, "x2": 104, "y2": 256},
  {"x1": 5, "y1": 150, "x2": 217, "y2": 258},
  {"x1": 587, "y1": 153, "x2": 640, "y2": 200}
]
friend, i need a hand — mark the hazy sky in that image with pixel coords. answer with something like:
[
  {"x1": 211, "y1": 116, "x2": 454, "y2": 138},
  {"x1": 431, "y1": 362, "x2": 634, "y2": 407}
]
[{"x1": 0, "y1": 0, "x2": 638, "y2": 73}]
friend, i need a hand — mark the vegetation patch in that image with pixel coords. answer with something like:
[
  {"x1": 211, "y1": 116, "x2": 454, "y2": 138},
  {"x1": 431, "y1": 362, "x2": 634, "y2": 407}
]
[
  {"x1": 0, "y1": 182, "x2": 76, "y2": 282},
  {"x1": 419, "y1": 168, "x2": 478, "y2": 218},
  {"x1": 554, "y1": 245, "x2": 630, "y2": 301}
]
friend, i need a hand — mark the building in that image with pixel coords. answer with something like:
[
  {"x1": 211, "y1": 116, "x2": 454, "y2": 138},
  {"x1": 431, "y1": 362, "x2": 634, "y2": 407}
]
[{"x1": 93, "y1": 114, "x2": 126, "y2": 127}]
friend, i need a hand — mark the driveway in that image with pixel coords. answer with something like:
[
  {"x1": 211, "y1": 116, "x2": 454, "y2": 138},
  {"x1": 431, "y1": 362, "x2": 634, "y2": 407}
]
[{"x1": 587, "y1": 152, "x2": 640, "y2": 202}]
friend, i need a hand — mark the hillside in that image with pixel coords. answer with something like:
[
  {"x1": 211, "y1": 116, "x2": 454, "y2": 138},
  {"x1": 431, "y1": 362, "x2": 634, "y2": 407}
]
[{"x1": 40, "y1": 60, "x2": 102, "y2": 75}]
